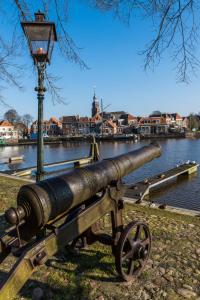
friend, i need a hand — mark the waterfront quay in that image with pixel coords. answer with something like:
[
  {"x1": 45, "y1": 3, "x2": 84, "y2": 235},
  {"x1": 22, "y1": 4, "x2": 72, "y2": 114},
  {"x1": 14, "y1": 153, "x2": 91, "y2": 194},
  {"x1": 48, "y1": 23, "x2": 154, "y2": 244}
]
[
  {"x1": 0, "y1": 132, "x2": 186, "y2": 147},
  {"x1": 0, "y1": 175, "x2": 199, "y2": 300}
]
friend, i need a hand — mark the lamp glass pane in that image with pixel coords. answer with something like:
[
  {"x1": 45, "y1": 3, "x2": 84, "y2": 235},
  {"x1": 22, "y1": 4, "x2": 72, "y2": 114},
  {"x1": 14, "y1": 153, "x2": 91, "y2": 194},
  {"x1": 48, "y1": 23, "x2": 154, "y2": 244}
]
[
  {"x1": 23, "y1": 24, "x2": 52, "y2": 41},
  {"x1": 31, "y1": 40, "x2": 48, "y2": 56},
  {"x1": 22, "y1": 22, "x2": 56, "y2": 63}
]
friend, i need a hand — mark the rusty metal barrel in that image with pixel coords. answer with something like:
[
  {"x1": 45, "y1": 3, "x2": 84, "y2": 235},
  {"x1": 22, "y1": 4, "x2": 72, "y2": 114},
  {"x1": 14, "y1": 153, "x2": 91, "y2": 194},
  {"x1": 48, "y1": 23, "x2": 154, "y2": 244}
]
[{"x1": 5, "y1": 143, "x2": 161, "y2": 236}]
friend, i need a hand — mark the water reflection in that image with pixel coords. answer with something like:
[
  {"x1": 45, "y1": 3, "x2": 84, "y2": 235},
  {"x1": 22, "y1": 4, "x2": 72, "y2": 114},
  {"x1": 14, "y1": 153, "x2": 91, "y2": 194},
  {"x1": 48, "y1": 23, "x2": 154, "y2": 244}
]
[{"x1": 0, "y1": 139, "x2": 200, "y2": 210}]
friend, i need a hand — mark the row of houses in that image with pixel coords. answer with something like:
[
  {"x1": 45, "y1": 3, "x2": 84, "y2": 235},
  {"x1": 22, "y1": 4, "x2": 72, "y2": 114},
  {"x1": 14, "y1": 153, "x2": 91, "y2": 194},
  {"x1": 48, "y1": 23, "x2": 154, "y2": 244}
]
[
  {"x1": 0, "y1": 117, "x2": 62, "y2": 140},
  {"x1": 0, "y1": 112, "x2": 190, "y2": 140},
  {"x1": 139, "y1": 113, "x2": 189, "y2": 135},
  {"x1": 0, "y1": 94, "x2": 191, "y2": 140},
  {"x1": 0, "y1": 93, "x2": 191, "y2": 139},
  {"x1": 61, "y1": 112, "x2": 189, "y2": 136},
  {"x1": 60, "y1": 95, "x2": 189, "y2": 136},
  {"x1": 61, "y1": 112, "x2": 138, "y2": 136}
]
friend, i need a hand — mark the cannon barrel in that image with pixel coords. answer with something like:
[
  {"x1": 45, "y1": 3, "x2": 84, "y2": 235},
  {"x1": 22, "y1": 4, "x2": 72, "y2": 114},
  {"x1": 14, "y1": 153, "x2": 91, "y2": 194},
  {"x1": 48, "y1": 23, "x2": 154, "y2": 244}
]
[{"x1": 5, "y1": 143, "x2": 161, "y2": 236}]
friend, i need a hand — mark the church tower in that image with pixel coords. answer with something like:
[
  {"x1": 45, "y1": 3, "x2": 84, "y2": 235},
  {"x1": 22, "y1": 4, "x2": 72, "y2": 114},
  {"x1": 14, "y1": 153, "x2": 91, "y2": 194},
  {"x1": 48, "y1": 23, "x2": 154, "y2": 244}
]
[{"x1": 91, "y1": 92, "x2": 100, "y2": 117}]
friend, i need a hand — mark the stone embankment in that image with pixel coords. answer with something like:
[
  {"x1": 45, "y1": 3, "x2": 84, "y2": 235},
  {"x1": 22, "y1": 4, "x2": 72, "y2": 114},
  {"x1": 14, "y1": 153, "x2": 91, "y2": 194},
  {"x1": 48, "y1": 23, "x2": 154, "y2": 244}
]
[
  {"x1": 186, "y1": 132, "x2": 200, "y2": 138},
  {"x1": 0, "y1": 176, "x2": 199, "y2": 299},
  {"x1": 0, "y1": 133, "x2": 188, "y2": 147}
]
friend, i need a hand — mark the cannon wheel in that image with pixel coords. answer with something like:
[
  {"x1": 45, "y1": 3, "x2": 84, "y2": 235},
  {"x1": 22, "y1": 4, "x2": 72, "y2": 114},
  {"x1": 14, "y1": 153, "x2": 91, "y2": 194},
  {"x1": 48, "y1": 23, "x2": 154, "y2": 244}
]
[{"x1": 115, "y1": 220, "x2": 151, "y2": 281}]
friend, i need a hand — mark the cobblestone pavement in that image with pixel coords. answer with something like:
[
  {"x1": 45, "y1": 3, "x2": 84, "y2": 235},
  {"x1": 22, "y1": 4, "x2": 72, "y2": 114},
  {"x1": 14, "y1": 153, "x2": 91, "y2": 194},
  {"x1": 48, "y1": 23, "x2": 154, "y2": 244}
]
[{"x1": 0, "y1": 177, "x2": 200, "y2": 299}]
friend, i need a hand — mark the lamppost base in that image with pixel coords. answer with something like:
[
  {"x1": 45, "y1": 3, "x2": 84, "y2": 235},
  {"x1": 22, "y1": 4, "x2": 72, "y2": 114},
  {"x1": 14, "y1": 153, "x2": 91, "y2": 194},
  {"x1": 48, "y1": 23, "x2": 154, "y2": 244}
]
[{"x1": 36, "y1": 171, "x2": 45, "y2": 182}]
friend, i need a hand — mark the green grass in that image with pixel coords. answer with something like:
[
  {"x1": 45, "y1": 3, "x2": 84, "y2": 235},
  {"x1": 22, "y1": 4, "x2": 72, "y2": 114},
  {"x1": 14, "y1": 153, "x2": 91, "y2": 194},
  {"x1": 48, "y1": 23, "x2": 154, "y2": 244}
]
[{"x1": 0, "y1": 176, "x2": 200, "y2": 299}]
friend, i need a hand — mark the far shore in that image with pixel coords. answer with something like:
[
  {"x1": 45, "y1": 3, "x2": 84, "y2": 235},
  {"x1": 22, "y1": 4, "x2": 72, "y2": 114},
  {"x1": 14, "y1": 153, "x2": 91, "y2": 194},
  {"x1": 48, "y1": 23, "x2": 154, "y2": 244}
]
[{"x1": 0, "y1": 132, "x2": 191, "y2": 146}]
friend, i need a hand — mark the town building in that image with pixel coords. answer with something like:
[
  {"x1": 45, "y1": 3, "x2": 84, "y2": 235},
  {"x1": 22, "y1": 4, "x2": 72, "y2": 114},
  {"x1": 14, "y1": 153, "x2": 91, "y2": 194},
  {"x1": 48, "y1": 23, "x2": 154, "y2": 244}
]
[
  {"x1": 31, "y1": 117, "x2": 62, "y2": 136},
  {"x1": 101, "y1": 111, "x2": 126, "y2": 122},
  {"x1": 182, "y1": 117, "x2": 189, "y2": 130},
  {"x1": 0, "y1": 120, "x2": 18, "y2": 140},
  {"x1": 62, "y1": 114, "x2": 102, "y2": 136},
  {"x1": 139, "y1": 116, "x2": 169, "y2": 135},
  {"x1": 62, "y1": 115, "x2": 79, "y2": 135},
  {"x1": 47, "y1": 117, "x2": 62, "y2": 136},
  {"x1": 139, "y1": 112, "x2": 184, "y2": 135},
  {"x1": 170, "y1": 113, "x2": 183, "y2": 127},
  {"x1": 121, "y1": 114, "x2": 138, "y2": 126},
  {"x1": 99, "y1": 119, "x2": 117, "y2": 135}
]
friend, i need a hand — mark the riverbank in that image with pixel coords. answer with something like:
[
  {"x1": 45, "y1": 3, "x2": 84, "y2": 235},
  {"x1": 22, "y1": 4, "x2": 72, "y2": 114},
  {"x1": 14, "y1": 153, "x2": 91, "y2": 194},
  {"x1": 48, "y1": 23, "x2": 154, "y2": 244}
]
[
  {"x1": 0, "y1": 133, "x2": 188, "y2": 146},
  {"x1": 0, "y1": 176, "x2": 200, "y2": 299},
  {"x1": 186, "y1": 132, "x2": 200, "y2": 138}
]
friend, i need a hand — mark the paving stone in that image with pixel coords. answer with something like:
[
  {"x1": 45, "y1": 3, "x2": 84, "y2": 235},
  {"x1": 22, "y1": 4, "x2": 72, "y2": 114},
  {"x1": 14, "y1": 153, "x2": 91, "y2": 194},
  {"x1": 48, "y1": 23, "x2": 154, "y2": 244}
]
[{"x1": 177, "y1": 288, "x2": 197, "y2": 299}]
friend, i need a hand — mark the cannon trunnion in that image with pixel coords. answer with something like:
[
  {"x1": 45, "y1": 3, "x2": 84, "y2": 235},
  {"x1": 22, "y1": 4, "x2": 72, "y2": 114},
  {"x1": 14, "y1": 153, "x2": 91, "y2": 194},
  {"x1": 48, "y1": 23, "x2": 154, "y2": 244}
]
[{"x1": 0, "y1": 143, "x2": 161, "y2": 300}]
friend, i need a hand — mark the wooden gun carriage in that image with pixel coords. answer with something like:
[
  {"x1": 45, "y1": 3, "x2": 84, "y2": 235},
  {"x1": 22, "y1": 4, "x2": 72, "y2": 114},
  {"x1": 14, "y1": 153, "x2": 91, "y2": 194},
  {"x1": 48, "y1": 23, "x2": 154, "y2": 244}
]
[{"x1": 0, "y1": 143, "x2": 161, "y2": 299}]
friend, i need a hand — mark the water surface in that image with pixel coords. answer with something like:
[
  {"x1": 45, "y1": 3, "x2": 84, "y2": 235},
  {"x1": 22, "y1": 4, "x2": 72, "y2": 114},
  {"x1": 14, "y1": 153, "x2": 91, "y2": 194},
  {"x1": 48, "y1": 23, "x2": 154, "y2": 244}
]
[{"x1": 0, "y1": 139, "x2": 200, "y2": 211}]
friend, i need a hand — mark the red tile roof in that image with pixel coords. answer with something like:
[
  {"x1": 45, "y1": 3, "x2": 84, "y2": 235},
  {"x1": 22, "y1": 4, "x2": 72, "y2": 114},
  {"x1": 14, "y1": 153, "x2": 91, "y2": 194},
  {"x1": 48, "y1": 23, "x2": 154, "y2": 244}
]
[
  {"x1": 79, "y1": 117, "x2": 90, "y2": 122},
  {"x1": 0, "y1": 120, "x2": 13, "y2": 127},
  {"x1": 127, "y1": 114, "x2": 137, "y2": 120}
]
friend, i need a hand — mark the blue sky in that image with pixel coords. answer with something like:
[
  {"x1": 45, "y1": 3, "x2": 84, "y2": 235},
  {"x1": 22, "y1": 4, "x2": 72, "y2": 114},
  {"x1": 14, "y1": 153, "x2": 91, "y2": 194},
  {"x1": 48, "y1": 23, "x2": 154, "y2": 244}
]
[{"x1": 0, "y1": 1, "x2": 200, "y2": 120}]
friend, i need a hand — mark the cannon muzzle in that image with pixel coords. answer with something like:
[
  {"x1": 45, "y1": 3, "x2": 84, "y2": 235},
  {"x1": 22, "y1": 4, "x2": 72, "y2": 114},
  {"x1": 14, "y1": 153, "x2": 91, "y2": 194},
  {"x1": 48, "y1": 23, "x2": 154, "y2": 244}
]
[{"x1": 5, "y1": 143, "x2": 161, "y2": 237}]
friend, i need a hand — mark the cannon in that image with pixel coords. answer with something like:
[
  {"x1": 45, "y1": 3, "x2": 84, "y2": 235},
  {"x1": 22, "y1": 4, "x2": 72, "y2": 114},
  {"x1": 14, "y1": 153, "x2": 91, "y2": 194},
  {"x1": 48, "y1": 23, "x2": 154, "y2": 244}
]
[{"x1": 0, "y1": 143, "x2": 161, "y2": 299}]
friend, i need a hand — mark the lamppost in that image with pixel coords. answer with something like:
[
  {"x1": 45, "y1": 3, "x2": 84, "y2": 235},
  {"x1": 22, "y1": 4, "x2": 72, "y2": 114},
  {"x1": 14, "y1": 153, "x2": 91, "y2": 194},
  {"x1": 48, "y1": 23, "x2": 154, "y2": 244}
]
[{"x1": 21, "y1": 11, "x2": 57, "y2": 182}]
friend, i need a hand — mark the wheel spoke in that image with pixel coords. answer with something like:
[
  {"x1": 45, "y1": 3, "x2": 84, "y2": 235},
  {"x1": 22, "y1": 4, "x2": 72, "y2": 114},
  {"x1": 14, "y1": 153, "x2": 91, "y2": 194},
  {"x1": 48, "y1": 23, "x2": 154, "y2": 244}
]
[
  {"x1": 135, "y1": 224, "x2": 143, "y2": 241},
  {"x1": 139, "y1": 258, "x2": 144, "y2": 267},
  {"x1": 127, "y1": 236, "x2": 134, "y2": 249},
  {"x1": 122, "y1": 249, "x2": 133, "y2": 261},
  {"x1": 141, "y1": 238, "x2": 150, "y2": 247},
  {"x1": 128, "y1": 259, "x2": 135, "y2": 275}
]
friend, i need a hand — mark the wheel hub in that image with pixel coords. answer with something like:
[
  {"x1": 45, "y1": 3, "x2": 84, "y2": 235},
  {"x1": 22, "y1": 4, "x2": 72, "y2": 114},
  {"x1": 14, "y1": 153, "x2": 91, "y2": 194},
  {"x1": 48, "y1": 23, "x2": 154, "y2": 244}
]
[{"x1": 138, "y1": 245, "x2": 148, "y2": 259}]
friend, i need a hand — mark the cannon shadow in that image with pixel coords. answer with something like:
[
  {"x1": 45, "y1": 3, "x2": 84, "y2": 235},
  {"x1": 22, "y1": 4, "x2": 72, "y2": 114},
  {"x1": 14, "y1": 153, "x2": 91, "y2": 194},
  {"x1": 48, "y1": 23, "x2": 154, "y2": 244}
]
[
  {"x1": 0, "y1": 246, "x2": 119, "y2": 300},
  {"x1": 47, "y1": 247, "x2": 120, "y2": 283}
]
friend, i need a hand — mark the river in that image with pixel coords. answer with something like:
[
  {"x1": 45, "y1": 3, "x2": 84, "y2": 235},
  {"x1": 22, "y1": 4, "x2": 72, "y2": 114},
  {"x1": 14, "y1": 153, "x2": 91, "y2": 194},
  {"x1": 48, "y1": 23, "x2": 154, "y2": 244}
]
[{"x1": 0, "y1": 138, "x2": 200, "y2": 211}]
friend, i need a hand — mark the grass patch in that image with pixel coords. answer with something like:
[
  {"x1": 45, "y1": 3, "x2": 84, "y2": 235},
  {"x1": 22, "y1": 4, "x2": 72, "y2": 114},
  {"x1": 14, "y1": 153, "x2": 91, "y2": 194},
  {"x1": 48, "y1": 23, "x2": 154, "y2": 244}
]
[{"x1": 0, "y1": 176, "x2": 200, "y2": 299}]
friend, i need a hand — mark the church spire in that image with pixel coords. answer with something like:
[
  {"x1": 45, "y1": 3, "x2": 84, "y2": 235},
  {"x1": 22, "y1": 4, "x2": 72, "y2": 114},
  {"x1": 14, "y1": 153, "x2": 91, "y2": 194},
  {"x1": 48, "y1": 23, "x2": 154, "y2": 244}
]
[
  {"x1": 93, "y1": 91, "x2": 96, "y2": 101},
  {"x1": 91, "y1": 90, "x2": 100, "y2": 117},
  {"x1": 93, "y1": 86, "x2": 97, "y2": 101}
]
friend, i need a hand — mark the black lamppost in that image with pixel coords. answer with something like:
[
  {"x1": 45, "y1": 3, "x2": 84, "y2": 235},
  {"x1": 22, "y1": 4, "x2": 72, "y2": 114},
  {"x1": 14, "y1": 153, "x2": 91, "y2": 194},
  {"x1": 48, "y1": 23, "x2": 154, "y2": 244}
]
[{"x1": 21, "y1": 11, "x2": 57, "y2": 182}]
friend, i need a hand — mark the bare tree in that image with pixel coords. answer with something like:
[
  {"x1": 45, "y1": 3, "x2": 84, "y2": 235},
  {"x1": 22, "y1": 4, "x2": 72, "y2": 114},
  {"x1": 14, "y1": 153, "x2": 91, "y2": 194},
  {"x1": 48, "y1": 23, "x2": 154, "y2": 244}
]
[
  {"x1": 22, "y1": 113, "x2": 34, "y2": 128},
  {"x1": 0, "y1": 32, "x2": 23, "y2": 106},
  {"x1": 89, "y1": 0, "x2": 200, "y2": 82},
  {"x1": 4, "y1": 109, "x2": 20, "y2": 123},
  {"x1": 0, "y1": 0, "x2": 200, "y2": 105},
  {"x1": 188, "y1": 113, "x2": 200, "y2": 130}
]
